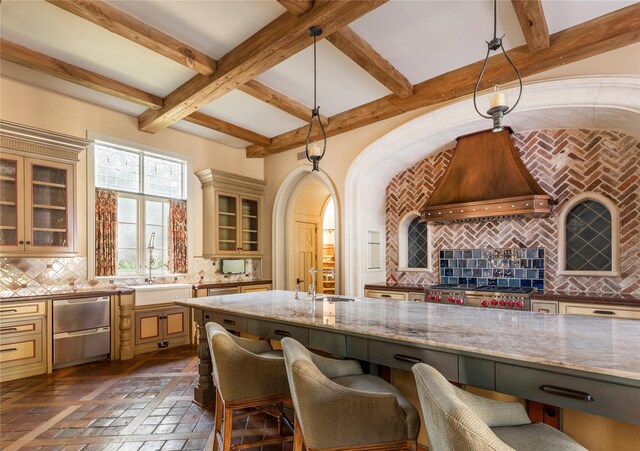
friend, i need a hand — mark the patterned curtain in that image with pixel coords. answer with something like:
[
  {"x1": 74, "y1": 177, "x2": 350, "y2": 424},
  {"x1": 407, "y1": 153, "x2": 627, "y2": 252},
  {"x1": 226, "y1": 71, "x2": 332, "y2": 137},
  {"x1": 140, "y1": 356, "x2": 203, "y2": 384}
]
[
  {"x1": 95, "y1": 189, "x2": 118, "y2": 276},
  {"x1": 169, "y1": 200, "x2": 188, "y2": 274}
]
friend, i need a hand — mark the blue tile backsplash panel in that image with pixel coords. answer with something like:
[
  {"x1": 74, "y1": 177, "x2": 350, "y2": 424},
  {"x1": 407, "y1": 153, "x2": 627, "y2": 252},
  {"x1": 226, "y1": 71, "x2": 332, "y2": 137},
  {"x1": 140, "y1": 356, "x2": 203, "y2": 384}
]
[{"x1": 439, "y1": 248, "x2": 544, "y2": 291}]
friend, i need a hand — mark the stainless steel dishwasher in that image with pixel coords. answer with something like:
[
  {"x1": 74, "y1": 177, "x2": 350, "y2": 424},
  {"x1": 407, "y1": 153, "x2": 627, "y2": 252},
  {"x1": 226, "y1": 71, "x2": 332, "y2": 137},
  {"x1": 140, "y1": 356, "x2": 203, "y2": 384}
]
[{"x1": 53, "y1": 296, "x2": 111, "y2": 368}]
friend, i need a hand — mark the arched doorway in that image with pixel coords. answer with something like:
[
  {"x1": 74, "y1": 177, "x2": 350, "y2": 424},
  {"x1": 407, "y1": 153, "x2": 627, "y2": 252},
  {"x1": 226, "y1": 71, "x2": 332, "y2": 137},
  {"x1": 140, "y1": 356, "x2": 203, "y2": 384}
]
[{"x1": 272, "y1": 166, "x2": 341, "y2": 293}]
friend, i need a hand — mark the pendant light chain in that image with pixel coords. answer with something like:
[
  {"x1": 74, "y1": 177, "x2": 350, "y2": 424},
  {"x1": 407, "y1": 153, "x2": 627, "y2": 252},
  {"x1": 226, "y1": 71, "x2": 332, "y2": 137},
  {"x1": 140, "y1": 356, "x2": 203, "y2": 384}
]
[
  {"x1": 305, "y1": 26, "x2": 327, "y2": 172},
  {"x1": 472, "y1": 0, "x2": 523, "y2": 131}
]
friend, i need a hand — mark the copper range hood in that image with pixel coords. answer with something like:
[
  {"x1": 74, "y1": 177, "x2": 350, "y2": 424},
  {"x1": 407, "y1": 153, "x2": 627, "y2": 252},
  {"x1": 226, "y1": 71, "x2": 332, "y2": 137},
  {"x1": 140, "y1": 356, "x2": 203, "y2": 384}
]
[{"x1": 420, "y1": 128, "x2": 552, "y2": 223}]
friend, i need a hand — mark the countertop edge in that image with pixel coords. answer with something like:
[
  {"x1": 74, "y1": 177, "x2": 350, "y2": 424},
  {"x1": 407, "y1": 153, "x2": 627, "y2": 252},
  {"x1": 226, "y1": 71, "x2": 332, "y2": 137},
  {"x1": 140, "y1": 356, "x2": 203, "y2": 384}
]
[
  {"x1": 192, "y1": 280, "x2": 272, "y2": 290},
  {"x1": 364, "y1": 284, "x2": 640, "y2": 307},
  {"x1": 0, "y1": 288, "x2": 135, "y2": 303}
]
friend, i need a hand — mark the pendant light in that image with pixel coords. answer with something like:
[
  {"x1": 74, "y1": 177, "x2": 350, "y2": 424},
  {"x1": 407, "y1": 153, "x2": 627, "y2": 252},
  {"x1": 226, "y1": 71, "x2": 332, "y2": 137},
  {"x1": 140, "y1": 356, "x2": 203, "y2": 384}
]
[
  {"x1": 473, "y1": 0, "x2": 523, "y2": 132},
  {"x1": 305, "y1": 26, "x2": 327, "y2": 172}
]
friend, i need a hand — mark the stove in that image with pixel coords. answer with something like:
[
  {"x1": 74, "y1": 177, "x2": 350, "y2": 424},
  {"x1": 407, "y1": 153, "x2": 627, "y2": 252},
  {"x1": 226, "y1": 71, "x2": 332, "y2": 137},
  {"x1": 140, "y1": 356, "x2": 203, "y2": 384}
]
[{"x1": 425, "y1": 284, "x2": 532, "y2": 310}]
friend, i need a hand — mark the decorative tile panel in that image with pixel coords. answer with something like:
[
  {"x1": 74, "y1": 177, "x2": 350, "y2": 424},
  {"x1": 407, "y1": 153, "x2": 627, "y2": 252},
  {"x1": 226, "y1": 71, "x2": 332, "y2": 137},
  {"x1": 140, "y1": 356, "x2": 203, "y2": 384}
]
[
  {"x1": 386, "y1": 129, "x2": 640, "y2": 295},
  {"x1": 0, "y1": 256, "x2": 261, "y2": 297}
]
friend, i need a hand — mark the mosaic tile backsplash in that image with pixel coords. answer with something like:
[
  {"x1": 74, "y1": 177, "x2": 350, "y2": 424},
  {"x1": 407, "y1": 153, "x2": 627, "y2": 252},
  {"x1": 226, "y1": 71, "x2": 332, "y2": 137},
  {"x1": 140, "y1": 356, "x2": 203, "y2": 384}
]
[
  {"x1": 439, "y1": 248, "x2": 545, "y2": 291},
  {"x1": 0, "y1": 257, "x2": 261, "y2": 297}
]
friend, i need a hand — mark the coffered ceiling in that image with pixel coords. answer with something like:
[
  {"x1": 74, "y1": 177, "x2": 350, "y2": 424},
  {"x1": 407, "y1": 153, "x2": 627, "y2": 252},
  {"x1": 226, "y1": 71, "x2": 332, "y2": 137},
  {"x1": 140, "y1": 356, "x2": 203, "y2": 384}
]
[{"x1": 1, "y1": 0, "x2": 638, "y2": 155}]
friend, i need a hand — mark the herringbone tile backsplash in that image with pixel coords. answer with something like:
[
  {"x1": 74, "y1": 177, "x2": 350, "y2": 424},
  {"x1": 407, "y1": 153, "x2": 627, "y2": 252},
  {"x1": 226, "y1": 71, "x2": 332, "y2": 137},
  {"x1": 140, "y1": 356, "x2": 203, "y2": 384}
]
[{"x1": 386, "y1": 129, "x2": 640, "y2": 295}]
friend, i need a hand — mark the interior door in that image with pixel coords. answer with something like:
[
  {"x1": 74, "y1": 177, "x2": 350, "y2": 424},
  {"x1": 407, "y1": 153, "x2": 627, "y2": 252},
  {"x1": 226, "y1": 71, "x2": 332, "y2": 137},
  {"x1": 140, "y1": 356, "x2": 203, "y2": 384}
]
[{"x1": 293, "y1": 221, "x2": 316, "y2": 292}]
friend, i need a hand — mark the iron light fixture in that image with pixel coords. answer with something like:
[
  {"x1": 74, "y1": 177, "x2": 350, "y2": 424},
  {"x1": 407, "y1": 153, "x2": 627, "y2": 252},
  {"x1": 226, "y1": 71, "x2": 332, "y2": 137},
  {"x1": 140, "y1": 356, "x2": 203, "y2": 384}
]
[
  {"x1": 305, "y1": 26, "x2": 327, "y2": 172},
  {"x1": 473, "y1": 0, "x2": 523, "y2": 132}
]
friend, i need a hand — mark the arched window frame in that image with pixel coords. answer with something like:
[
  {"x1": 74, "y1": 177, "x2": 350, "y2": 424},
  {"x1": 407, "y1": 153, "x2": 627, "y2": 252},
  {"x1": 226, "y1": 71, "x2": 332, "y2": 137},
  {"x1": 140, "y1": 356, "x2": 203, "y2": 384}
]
[
  {"x1": 558, "y1": 192, "x2": 620, "y2": 277},
  {"x1": 398, "y1": 211, "x2": 433, "y2": 272}
]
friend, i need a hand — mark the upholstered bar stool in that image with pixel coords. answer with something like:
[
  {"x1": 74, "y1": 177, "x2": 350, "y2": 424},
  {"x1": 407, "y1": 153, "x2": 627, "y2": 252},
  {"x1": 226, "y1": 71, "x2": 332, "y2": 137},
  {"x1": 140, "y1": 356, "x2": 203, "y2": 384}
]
[
  {"x1": 412, "y1": 363, "x2": 586, "y2": 451},
  {"x1": 281, "y1": 337, "x2": 420, "y2": 451},
  {"x1": 206, "y1": 322, "x2": 293, "y2": 451}
]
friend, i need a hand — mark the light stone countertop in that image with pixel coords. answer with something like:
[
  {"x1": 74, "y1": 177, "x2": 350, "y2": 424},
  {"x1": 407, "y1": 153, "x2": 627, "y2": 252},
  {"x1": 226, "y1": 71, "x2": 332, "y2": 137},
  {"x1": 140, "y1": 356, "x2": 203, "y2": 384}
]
[{"x1": 178, "y1": 290, "x2": 640, "y2": 382}]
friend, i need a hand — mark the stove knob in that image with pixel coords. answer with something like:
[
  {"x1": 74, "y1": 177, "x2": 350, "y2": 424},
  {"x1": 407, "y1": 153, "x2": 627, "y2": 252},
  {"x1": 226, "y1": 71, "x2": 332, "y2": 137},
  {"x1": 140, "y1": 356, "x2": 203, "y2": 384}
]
[
  {"x1": 490, "y1": 299, "x2": 498, "y2": 306},
  {"x1": 507, "y1": 300, "x2": 515, "y2": 308},
  {"x1": 427, "y1": 294, "x2": 435, "y2": 301},
  {"x1": 516, "y1": 300, "x2": 524, "y2": 308},
  {"x1": 447, "y1": 295, "x2": 455, "y2": 303},
  {"x1": 456, "y1": 299, "x2": 463, "y2": 305},
  {"x1": 434, "y1": 295, "x2": 441, "y2": 302},
  {"x1": 481, "y1": 300, "x2": 489, "y2": 307},
  {"x1": 499, "y1": 299, "x2": 506, "y2": 306}
]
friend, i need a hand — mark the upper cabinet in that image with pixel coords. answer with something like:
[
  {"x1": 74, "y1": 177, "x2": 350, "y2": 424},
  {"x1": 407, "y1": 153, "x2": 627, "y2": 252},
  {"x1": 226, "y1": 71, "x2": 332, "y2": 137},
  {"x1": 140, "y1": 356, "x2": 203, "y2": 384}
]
[
  {"x1": 0, "y1": 121, "x2": 91, "y2": 256},
  {"x1": 196, "y1": 169, "x2": 265, "y2": 258}
]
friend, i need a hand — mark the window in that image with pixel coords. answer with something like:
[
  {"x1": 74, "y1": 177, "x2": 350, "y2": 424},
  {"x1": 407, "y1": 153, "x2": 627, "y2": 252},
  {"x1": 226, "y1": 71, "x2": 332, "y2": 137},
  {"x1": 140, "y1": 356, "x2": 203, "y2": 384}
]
[
  {"x1": 398, "y1": 212, "x2": 431, "y2": 271},
  {"x1": 558, "y1": 193, "x2": 619, "y2": 276},
  {"x1": 94, "y1": 142, "x2": 187, "y2": 276}
]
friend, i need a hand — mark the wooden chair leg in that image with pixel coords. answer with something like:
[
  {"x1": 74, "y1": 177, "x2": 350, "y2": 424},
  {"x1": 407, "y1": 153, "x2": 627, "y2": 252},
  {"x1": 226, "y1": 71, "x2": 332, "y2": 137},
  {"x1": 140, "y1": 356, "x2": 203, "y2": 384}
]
[
  {"x1": 222, "y1": 405, "x2": 234, "y2": 451},
  {"x1": 293, "y1": 414, "x2": 304, "y2": 451},
  {"x1": 277, "y1": 402, "x2": 284, "y2": 436},
  {"x1": 213, "y1": 389, "x2": 223, "y2": 451}
]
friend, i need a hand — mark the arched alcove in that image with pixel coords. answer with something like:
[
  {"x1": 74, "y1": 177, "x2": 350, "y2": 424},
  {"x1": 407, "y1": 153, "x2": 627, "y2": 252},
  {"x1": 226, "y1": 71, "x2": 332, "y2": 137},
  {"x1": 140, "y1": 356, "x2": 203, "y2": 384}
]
[
  {"x1": 344, "y1": 76, "x2": 640, "y2": 296},
  {"x1": 272, "y1": 166, "x2": 341, "y2": 292}
]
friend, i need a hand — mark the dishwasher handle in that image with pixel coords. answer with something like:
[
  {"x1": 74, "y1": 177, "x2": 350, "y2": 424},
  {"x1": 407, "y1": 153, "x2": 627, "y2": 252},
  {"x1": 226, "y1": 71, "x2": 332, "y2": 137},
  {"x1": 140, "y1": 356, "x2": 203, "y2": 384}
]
[{"x1": 54, "y1": 296, "x2": 110, "y2": 305}]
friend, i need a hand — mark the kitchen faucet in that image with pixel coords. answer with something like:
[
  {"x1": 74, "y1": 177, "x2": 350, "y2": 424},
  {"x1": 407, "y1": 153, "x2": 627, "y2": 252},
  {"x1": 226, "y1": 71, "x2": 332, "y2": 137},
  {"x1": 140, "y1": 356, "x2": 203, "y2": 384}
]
[
  {"x1": 308, "y1": 267, "x2": 335, "y2": 298},
  {"x1": 146, "y1": 232, "x2": 168, "y2": 284}
]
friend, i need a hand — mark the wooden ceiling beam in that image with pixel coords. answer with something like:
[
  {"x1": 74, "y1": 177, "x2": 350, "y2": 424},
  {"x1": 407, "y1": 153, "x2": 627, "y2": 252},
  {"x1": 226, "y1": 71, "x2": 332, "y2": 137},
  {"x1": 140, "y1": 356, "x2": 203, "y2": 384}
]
[
  {"x1": 326, "y1": 27, "x2": 413, "y2": 98},
  {"x1": 137, "y1": 1, "x2": 386, "y2": 133},
  {"x1": 0, "y1": 39, "x2": 163, "y2": 109},
  {"x1": 184, "y1": 113, "x2": 271, "y2": 146},
  {"x1": 46, "y1": 0, "x2": 217, "y2": 75},
  {"x1": 511, "y1": 0, "x2": 550, "y2": 52},
  {"x1": 246, "y1": 3, "x2": 640, "y2": 157},
  {"x1": 1, "y1": 39, "x2": 271, "y2": 146},
  {"x1": 238, "y1": 80, "x2": 328, "y2": 126},
  {"x1": 278, "y1": 0, "x2": 413, "y2": 98}
]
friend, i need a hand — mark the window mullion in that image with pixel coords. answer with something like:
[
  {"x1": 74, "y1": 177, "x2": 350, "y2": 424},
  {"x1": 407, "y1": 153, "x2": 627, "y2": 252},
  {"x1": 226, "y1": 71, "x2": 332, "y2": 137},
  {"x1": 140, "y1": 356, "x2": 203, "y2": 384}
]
[{"x1": 139, "y1": 195, "x2": 145, "y2": 276}]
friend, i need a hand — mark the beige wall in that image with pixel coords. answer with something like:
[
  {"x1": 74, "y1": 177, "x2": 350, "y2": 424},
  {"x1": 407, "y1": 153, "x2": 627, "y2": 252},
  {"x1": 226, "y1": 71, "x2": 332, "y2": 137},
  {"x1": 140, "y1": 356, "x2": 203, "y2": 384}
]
[
  {"x1": 0, "y1": 75, "x2": 263, "y2": 258},
  {"x1": 262, "y1": 43, "x2": 640, "y2": 287}
]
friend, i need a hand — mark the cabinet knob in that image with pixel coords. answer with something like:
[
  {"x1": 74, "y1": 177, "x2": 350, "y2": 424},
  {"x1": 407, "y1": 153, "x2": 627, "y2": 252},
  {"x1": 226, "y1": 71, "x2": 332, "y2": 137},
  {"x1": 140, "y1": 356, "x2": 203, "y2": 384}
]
[
  {"x1": 19, "y1": 241, "x2": 24, "y2": 245},
  {"x1": 26, "y1": 241, "x2": 31, "y2": 245}
]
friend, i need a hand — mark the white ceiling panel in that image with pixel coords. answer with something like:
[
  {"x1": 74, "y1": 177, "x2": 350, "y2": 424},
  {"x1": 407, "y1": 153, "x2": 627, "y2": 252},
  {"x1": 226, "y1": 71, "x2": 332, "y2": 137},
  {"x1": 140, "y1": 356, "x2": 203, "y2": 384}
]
[
  {"x1": 542, "y1": 0, "x2": 636, "y2": 34},
  {"x1": 256, "y1": 39, "x2": 392, "y2": 116},
  {"x1": 0, "y1": 0, "x2": 194, "y2": 97},
  {"x1": 349, "y1": 0, "x2": 526, "y2": 85},
  {"x1": 104, "y1": 0, "x2": 286, "y2": 60},
  {"x1": 1, "y1": 60, "x2": 148, "y2": 117},
  {"x1": 198, "y1": 90, "x2": 308, "y2": 137},
  {"x1": 169, "y1": 121, "x2": 251, "y2": 148}
]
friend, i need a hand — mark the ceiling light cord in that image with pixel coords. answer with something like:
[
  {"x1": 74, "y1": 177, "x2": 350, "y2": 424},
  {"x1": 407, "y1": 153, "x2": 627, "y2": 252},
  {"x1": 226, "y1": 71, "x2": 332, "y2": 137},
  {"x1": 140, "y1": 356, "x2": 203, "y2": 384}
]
[{"x1": 305, "y1": 26, "x2": 327, "y2": 172}]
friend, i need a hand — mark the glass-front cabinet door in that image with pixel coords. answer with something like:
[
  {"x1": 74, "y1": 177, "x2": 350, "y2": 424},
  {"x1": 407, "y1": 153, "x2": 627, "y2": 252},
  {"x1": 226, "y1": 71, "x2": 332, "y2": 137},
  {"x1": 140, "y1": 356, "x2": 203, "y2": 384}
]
[
  {"x1": 216, "y1": 193, "x2": 238, "y2": 253},
  {"x1": 241, "y1": 197, "x2": 259, "y2": 253},
  {"x1": 0, "y1": 155, "x2": 25, "y2": 251},
  {"x1": 24, "y1": 158, "x2": 75, "y2": 253}
]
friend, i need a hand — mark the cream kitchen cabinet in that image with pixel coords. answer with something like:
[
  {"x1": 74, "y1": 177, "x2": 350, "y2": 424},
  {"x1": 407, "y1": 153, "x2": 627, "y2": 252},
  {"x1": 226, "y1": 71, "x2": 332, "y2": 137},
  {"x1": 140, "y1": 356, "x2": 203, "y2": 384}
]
[
  {"x1": 134, "y1": 306, "x2": 190, "y2": 353},
  {"x1": 196, "y1": 169, "x2": 265, "y2": 258},
  {"x1": 0, "y1": 301, "x2": 47, "y2": 382},
  {"x1": 531, "y1": 300, "x2": 559, "y2": 314},
  {"x1": 560, "y1": 302, "x2": 640, "y2": 319},
  {"x1": 240, "y1": 283, "x2": 271, "y2": 293},
  {"x1": 364, "y1": 289, "x2": 409, "y2": 300},
  {"x1": 0, "y1": 121, "x2": 90, "y2": 256}
]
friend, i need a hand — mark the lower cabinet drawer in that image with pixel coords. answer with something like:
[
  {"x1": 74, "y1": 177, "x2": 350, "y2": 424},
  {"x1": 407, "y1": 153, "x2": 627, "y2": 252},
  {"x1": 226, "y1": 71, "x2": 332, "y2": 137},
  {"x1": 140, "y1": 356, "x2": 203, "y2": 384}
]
[
  {"x1": 531, "y1": 300, "x2": 559, "y2": 314},
  {"x1": 0, "y1": 334, "x2": 43, "y2": 368},
  {"x1": 259, "y1": 320, "x2": 308, "y2": 346},
  {"x1": 563, "y1": 304, "x2": 640, "y2": 320},
  {"x1": 368, "y1": 340, "x2": 458, "y2": 381},
  {"x1": 0, "y1": 318, "x2": 42, "y2": 338},
  {"x1": 0, "y1": 302, "x2": 46, "y2": 319},
  {"x1": 365, "y1": 290, "x2": 408, "y2": 301},
  {"x1": 309, "y1": 329, "x2": 346, "y2": 357},
  {"x1": 496, "y1": 363, "x2": 640, "y2": 424},
  {"x1": 208, "y1": 312, "x2": 248, "y2": 334}
]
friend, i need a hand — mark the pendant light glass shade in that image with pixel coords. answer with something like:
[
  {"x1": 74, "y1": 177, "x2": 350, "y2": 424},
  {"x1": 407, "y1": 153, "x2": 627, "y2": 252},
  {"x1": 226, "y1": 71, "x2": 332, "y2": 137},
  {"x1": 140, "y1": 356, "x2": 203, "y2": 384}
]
[
  {"x1": 473, "y1": 0, "x2": 523, "y2": 132},
  {"x1": 305, "y1": 26, "x2": 327, "y2": 172}
]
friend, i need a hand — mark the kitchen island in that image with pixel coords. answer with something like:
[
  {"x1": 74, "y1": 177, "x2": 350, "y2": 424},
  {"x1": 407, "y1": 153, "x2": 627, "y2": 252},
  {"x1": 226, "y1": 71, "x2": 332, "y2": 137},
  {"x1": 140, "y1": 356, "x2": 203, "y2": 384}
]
[{"x1": 177, "y1": 290, "x2": 640, "y2": 424}]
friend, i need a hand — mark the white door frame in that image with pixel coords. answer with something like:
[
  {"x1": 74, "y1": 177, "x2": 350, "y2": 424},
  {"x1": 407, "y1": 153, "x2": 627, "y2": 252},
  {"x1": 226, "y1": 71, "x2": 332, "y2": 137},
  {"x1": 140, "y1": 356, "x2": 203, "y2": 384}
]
[{"x1": 272, "y1": 166, "x2": 341, "y2": 292}]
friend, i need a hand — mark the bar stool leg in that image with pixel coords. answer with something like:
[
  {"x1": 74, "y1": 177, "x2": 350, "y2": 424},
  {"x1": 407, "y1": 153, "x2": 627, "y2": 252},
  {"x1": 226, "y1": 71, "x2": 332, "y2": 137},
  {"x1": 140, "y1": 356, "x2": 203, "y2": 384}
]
[
  {"x1": 213, "y1": 388, "x2": 222, "y2": 451},
  {"x1": 293, "y1": 414, "x2": 304, "y2": 451},
  {"x1": 222, "y1": 404, "x2": 234, "y2": 451}
]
